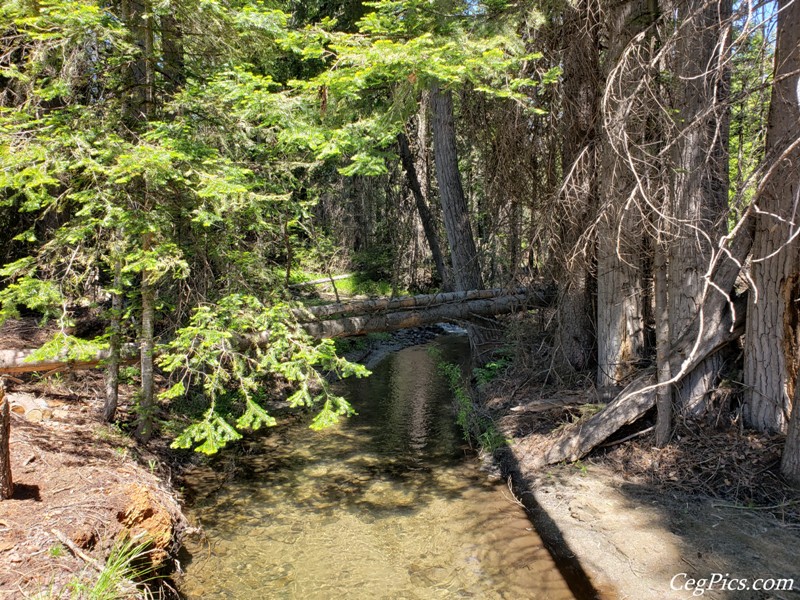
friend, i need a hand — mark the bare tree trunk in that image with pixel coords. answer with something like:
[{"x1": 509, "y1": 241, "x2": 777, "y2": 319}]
[
  {"x1": 397, "y1": 132, "x2": 450, "y2": 289},
  {"x1": 0, "y1": 385, "x2": 12, "y2": 500},
  {"x1": 668, "y1": 0, "x2": 731, "y2": 416},
  {"x1": 430, "y1": 83, "x2": 483, "y2": 292},
  {"x1": 595, "y1": 0, "x2": 652, "y2": 388},
  {"x1": 782, "y1": 371, "x2": 800, "y2": 486},
  {"x1": 430, "y1": 82, "x2": 498, "y2": 362},
  {"x1": 654, "y1": 240, "x2": 672, "y2": 446},
  {"x1": 104, "y1": 256, "x2": 123, "y2": 423},
  {"x1": 555, "y1": 0, "x2": 600, "y2": 374},
  {"x1": 159, "y1": 13, "x2": 184, "y2": 97},
  {"x1": 743, "y1": 0, "x2": 800, "y2": 433},
  {"x1": 546, "y1": 208, "x2": 754, "y2": 464},
  {"x1": 136, "y1": 234, "x2": 156, "y2": 443}
]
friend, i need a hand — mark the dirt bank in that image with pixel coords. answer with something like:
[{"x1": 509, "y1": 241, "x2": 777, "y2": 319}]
[
  {"x1": 484, "y1": 380, "x2": 800, "y2": 600},
  {"x1": 0, "y1": 375, "x2": 187, "y2": 598}
]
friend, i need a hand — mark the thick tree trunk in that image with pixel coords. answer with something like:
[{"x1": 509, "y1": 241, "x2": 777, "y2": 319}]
[
  {"x1": 668, "y1": 0, "x2": 731, "y2": 415},
  {"x1": 555, "y1": 0, "x2": 600, "y2": 374},
  {"x1": 430, "y1": 82, "x2": 497, "y2": 362},
  {"x1": 397, "y1": 132, "x2": 450, "y2": 288},
  {"x1": 743, "y1": 0, "x2": 800, "y2": 433},
  {"x1": 782, "y1": 371, "x2": 800, "y2": 486},
  {"x1": 595, "y1": 0, "x2": 652, "y2": 387},
  {"x1": 0, "y1": 385, "x2": 12, "y2": 500},
  {"x1": 301, "y1": 292, "x2": 549, "y2": 339},
  {"x1": 430, "y1": 83, "x2": 482, "y2": 292},
  {"x1": 296, "y1": 286, "x2": 549, "y2": 320}
]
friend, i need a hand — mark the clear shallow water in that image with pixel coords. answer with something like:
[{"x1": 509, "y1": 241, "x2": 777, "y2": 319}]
[{"x1": 178, "y1": 335, "x2": 575, "y2": 599}]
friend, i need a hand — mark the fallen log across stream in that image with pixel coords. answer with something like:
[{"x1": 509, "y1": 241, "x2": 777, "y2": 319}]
[{"x1": 0, "y1": 285, "x2": 556, "y2": 374}]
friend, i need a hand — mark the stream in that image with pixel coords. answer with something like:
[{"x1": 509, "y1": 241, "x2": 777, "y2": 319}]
[{"x1": 178, "y1": 334, "x2": 576, "y2": 599}]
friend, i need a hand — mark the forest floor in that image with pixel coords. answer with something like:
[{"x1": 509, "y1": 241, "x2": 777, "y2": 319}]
[{"x1": 482, "y1": 375, "x2": 800, "y2": 600}]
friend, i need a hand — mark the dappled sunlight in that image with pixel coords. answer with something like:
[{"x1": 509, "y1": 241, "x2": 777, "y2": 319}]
[{"x1": 179, "y1": 337, "x2": 575, "y2": 599}]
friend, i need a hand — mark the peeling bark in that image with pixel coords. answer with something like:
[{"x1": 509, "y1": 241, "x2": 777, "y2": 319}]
[{"x1": 595, "y1": 0, "x2": 652, "y2": 387}]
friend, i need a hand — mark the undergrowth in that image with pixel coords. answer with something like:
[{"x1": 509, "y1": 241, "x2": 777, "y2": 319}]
[
  {"x1": 37, "y1": 537, "x2": 159, "y2": 599},
  {"x1": 430, "y1": 348, "x2": 508, "y2": 453}
]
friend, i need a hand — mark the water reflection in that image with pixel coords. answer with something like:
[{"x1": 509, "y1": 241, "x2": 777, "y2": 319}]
[{"x1": 179, "y1": 335, "x2": 575, "y2": 599}]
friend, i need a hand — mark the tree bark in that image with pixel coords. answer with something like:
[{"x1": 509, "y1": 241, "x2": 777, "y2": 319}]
[
  {"x1": 430, "y1": 82, "x2": 497, "y2": 362},
  {"x1": 782, "y1": 370, "x2": 800, "y2": 486},
  {"x1": 595, "y1": 0, "x2": 652, "y2": 387},
  {"x1": 654, "y1": 240, "x2": 672, "y2": 446},
  {"x1": 668, "y1": 0, "x2": 731, "y2": 415},
  {"x1": 301, "y1": 292, "x2": 548, "y2": 339},
  {"x1": 137, "y1": 235, "x2": 156, "y2": 443},
  {"x1": 104, "y1": 258, "x2": 123, "y2": 423},
  {"x1": 430, "y1": 83, "x2": 483, "y2": 293},
  {"x1": 0, "y1": 385, "x2": 12, "y2": 500},
  {"x1": 296, "y1": 286, "x2": 548, "y2": 320},
  {"x1": 555, "y1": 0, "x2": 600, "y2": 374},
  {"x1": 159, "y1": 13, "x2": 185, "y2": 97},
  {"x1": 397, "y1": 132, "x2": 450, "y2": 288},
  {"x1": 743, "y1": 0, "x2": 800, "y2": 433}
]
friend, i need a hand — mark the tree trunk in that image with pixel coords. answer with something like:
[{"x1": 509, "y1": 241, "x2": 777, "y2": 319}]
[
  {"x1": 159, "y1": 13, "x2": 185, "y2": 97},
  {"x1": 654, "y1": 240, "x2": 672, "y2": 446},
  {"x1": 0, "y1": 385, "x2": 12, "y2": 500},
  {"x1": 782, "y1": 371, "x2": 800, "y2": 486},
  {"x1": 430, "y1": 82, "x2": 497, "y2": 362},
  {"x1": 668, "y1": 0, "x2": 731, "y2": 415},
  {"x1": 137, "y1": 236, "x2": 156, "y2": 443},
  {"x1": 555, "y1": 0, "x2": 600, "y2": 374},
  {"x1": 0, "y1": 288, "x2": 557, "y2": 374},
  {"x1": 595, "y1": 0, "x2": 652, "y2": 388},
  {"x1": 301, "y1": 292, "x2": 550, "y2": 339},
  {"x1": 296, "y1": 286, "x2": 548, "y2": 320},
  {"x1": 104, "y1": 257, "x2": 123, "y2": 423},
  {"x1": 397, "y1": 132, "x2": 450, "y2": 288},
  {"x1": 430, "y1": 83, "x2": 483, "y2": 292},
  {"x1": 743, "y1": 0, "x2": 800, "y2": 433},
  {"x1": 546, "y1": 214, "x2": 754, "y2": 463}
]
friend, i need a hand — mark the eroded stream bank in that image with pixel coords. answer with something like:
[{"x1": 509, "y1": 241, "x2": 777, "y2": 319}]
[{"x1": 177, "y1": 335, "x2": 577, "y2": 599}]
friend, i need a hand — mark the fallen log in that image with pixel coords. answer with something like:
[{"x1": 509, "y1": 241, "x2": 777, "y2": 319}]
[
  {"x1": 0, "y1": 288, "x2": 553, "y2": 374},
  {"x1": 296, "y1": 286, "x2": 553, "y2": 321},
  {"x1": 301, "y1": 292, "x2": 546, "y2": 338},
  {"x1": 543, "y1": 215, "x2": 754, "y2": 465},
  {"x1": 0, "y1": 345, "x2": 139, "y2": 376},
  {"x1": 544, "y1": 296, "x2": 746, "y2": 464}
]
